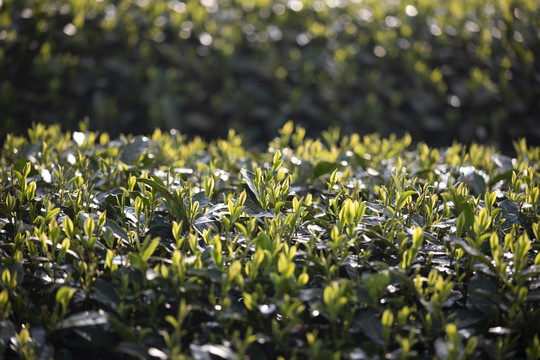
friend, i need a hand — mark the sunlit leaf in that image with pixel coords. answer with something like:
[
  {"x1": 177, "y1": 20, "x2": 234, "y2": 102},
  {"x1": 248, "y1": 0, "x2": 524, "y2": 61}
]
[{"x1": 56, "y1": 311, "x2": 109, "y2": 330}]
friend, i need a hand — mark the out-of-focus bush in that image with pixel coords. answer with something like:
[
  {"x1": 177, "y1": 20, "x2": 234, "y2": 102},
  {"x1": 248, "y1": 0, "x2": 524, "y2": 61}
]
[{"x1": 1, "y1": 0, "x2": 539, "y2": 149}]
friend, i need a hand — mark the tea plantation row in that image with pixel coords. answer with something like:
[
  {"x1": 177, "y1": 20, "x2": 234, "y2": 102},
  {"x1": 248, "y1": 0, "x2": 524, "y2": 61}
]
[
  {"x1": 1, "y1": 0, "x2": 540, "y2": 148},
  {"x1": 0, "y1": 123, "x2": 540, "y2": 359}
]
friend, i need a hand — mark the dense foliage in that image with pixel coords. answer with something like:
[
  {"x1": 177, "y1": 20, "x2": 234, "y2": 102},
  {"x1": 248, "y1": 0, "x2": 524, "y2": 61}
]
[
  {"x1": 1, "y1": 0, "x2": 540, "y2": 148},
  {"x1": 0, "y1": 122, "x2": 540, "y2": 359}
]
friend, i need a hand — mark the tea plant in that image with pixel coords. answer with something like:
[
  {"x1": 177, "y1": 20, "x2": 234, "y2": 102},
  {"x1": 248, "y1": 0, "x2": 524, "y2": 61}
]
[{"x1": 0, "y1": 122, "x2": 539, "y2": 359}]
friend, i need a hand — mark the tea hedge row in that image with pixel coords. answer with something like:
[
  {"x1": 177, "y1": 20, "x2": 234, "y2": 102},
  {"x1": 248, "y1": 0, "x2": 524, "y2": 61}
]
[
  {"x1": 1, "y1": 0, "x2": 540, "y2": 148},
  {"x1": 0, "y1": 122, "x2": 540, "y2": 359}
]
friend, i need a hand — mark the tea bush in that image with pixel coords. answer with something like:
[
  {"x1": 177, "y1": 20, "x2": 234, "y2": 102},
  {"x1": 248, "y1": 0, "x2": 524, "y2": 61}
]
[
  {"x1": 1, "y1": 122, "x2": 539, "y2": 359},
  {"x1": 1, "y1": 0, "x2": 540, "y2": 148}
]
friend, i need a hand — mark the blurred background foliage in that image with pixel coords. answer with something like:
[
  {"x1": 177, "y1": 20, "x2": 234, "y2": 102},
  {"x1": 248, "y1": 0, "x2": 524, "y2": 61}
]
[{"x1": 1, "y1": 0, "x2": 539, "y2": 150}]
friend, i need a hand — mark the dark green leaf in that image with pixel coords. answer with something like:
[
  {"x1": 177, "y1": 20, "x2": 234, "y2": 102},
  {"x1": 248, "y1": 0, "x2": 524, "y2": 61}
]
[
  {"x1": 189, "y1": 191, "x2": 211, "y2": 210},
  {"x1": 499, "y1": 199, "x2": 519, "y2": 228},
  {"x1": 90, "y1": 279, "x2": 121, "y2": 310},
  {"x1": 121, "y1": 136, "x2": 150, "y2": 165},
  {"x1": 352, "y1": 313, "x2": 385, "y2": 346},
  {"x1": 116, "y1": 342, "x2": 149, "y2": 360},
  {"x1": 188, "y1": 268, "x2": 223, "y2": 283},
  {"x1": 444, "y1": 235, "x2": 483, "y2": 257},
  {"x1": 468, "y1": 275, "x2": 502, "y2": 318},
  {"x1": 103, "y1": 219, "x2": 129, "y2": 244},
  {"x1": 240, "y1": 169, "x2": 259, "y2": 199}
]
